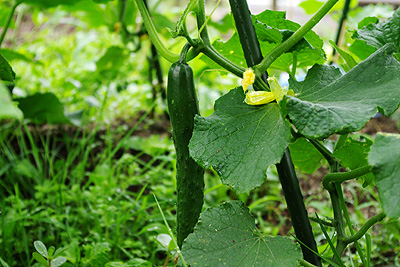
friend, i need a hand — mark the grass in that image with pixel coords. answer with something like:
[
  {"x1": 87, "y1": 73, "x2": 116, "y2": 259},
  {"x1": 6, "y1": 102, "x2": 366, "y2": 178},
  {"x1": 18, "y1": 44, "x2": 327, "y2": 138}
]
[{"x1": 1, "y1": 114, "x2": 400, "y2": 266}]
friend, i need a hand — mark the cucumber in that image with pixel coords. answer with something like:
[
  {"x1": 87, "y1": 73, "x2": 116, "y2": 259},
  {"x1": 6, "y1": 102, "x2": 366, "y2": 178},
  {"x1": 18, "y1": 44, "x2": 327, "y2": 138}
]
[{"x1": 167, "y1": 45, "x2": 204, "y2": 248}]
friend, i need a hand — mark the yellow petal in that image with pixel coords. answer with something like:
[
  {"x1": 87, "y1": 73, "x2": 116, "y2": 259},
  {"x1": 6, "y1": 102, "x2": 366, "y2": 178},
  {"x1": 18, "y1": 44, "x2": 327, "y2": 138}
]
[
  {"x1": 241, "y1": 69, "x2": 255, "y2": 92},
  {"x1": 245, "y1": 91, "x2": 275, "y2": 105}
]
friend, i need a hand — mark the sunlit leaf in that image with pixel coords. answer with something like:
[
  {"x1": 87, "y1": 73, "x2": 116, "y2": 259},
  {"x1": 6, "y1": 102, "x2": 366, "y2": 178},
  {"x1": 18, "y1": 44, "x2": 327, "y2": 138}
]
[
  {"x1": 189, "y1": 87, "x2": 291, "y2": 194},
  {"x1": 182, "y1": 201, "x2": 302, "y2": 266}
]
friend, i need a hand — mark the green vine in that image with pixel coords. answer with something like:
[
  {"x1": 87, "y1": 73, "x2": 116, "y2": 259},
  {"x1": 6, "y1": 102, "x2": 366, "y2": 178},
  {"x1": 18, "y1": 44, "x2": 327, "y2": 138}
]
[
  {"x1": 0, "y1": 2, "x2": 21, "y2": 47},
  {"x1": 255, "y1": 0, "x2": 339, "y2": 76}
]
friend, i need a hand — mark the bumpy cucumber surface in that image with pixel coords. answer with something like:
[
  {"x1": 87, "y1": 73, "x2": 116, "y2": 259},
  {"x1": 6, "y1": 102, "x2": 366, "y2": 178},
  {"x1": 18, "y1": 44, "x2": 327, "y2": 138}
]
[{"x1": 167, "y1": 61, "x2": 204, "y2": 248}]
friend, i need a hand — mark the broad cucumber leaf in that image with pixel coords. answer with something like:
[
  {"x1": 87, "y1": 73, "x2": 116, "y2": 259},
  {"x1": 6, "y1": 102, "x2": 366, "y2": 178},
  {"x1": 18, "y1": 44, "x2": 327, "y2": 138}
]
[
  {"x1": 189, "y1": 87, "x2": 291, "y2": 194},
  {"x1": 333, "y1": 137, "x2": 374, "y2": 187},
  {"x1": 15, "y1": 93, "x2": 70, "y2": 124},
  {"x1": 255, "y1": 9, "x2": 323, "y2": 49},
  {"x1": 182, "y1": 201, "x2": 302, "y2": 266},
  {"x1": 368, "y1": 133, "x2": 400, "y2": 219},
  {"x1": 289, "y1": 138, "x2": 325, "y2": 174},
  {"x1": 283, "y1": 44, "x2": 400, "y2": 139},
  {"x1": 201, "y1": 9, "x2": 325, "y2": 72},
  {"x1": 352, "y1": 8, "x2": 400, "y2": 53}
]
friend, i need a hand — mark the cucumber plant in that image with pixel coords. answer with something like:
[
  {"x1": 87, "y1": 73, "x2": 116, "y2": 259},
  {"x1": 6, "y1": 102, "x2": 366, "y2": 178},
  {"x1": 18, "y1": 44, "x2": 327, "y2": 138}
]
[{"x1": 140, "y1": 0, "x2": 400, "y2": 266}]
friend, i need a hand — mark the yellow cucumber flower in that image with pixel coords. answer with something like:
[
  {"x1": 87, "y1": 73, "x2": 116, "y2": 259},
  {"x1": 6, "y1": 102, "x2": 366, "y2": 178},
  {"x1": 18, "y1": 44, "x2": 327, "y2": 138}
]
[
  {"x1": 241, "y1": 69, "x2": 255, "y2": 92},
  {"x1": 245, "y1": 91, "x2": 275, "y2": 105},
  {"x1": 245, "y1": 76, "x2": 295, "y2": 106}
]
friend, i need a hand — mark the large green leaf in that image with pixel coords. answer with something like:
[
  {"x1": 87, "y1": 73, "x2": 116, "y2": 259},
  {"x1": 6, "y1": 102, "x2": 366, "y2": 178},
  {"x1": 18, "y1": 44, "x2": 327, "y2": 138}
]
[
  {"x1": 182, "y1": 201, "x2": 302, "y2": 267},
  {"x1": 0, "y1": 84, "x2": 22, "y2": 120},
  {"x1": 189, "y1": 87, "x2": 291, "y2": 194},
  {"x1": 282, "y1": 44, "x2": 400, "y2": 139},
  {"x1": 333, "y1": 137, "x2": 374, "y2": 187},
  {"x1": 201, "y1": 10, "x2": 325, "y2": 72},
  {"x1": 15, "y1": 93, "x2": 70, "y2": 124},
  {"x1": 289, "y1": 138, "x2": 325, "y2": 174},
  {"x1": 352, "y1": 8, "x2": 400, "y2": 53},
  {"x1": 368, "y1": 133, "x2": 400, "y2": 219}
]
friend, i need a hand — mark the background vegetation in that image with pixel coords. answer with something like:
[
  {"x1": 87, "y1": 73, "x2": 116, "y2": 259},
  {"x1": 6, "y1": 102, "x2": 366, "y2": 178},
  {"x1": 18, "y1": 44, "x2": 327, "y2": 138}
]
[{"x1": 1, "y1": 0, "x2": 399, "y2": 266}]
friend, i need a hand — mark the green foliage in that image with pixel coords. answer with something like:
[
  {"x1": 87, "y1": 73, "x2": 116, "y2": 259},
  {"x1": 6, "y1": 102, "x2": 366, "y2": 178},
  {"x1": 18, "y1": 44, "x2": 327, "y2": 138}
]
[
  {"x1": 189, "y1": 87, "x2": 291, "y2": 194},
  {"x1": 368, "y1": 133, "x2": 400, "y2": 219},
  {"x1": 15, "y1": 93, "x2": 71, "y2": 124},
  {"x1": 283, "y1": 44, "x2": 400, "y2": 139},
  {"x1": 0, "y1": 54, "x2": 15, "y2": 83},
  {"x1": 201, "y1": 9, "x2": 325, "y2": 73},
  {"x1": 333, "y1": 137, "x2": 374, "y2": 186},
  {"x1": 32, "y1": 240, "x2": 67, "y2": 267},
  {"x1": 353, "y1": 8, "x2": 400, "y2": 53},
  {"x1": 182, "y1": 201, "x2": 302, "y2": 266},
  {"x1": 289, "y1": 137, "x2": 325, "y2": 174},
  {"x1": 0, "y1": 84, "x2": 22, "y2": 120}
]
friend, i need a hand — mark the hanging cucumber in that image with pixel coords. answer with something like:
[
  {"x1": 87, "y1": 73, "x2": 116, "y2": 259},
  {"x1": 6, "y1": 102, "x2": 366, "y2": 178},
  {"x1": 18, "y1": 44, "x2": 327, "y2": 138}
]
[{"x1": 167, "y1": 44, "x2": 205, "y2": 249}]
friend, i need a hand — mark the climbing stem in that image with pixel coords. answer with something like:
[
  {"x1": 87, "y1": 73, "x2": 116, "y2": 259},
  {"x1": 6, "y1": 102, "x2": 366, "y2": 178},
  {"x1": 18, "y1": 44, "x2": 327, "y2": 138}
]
[
  {"x1": 179, "y1": 43, "x2": 191, "y2": 63},
  {"x1": 308, "y1": 139, "x2": 339, "y2": 168},
  {"x1": 322, "y1": 165, "x2": 372, "y2": 191},
  {"x1": 0, "y1": 1, "x2": 21, "y2": 47},
  {"x1": 134, "y1": 0, "x2": 179, "y2": 62},
  {"x1": 255, "y1": 0, "x2": 339, "y2": 75},
  {"x1": 342, "y1": 212, "x2": 386, "y2": 244},
  {"x1": 200, "y1": 45, "x2": 245, "y2": 77},
  {"x1": 336, "y1": 182, "x2": 368, "y2": 266},
  {"x1": 196, "y1": 0, "x2": 211, "y2": 45}
]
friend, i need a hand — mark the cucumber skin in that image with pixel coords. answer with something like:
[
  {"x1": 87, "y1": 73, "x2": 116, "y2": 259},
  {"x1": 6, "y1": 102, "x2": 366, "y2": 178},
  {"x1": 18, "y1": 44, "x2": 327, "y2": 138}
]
[{"x1": 167, "y1": 62, "x2": 205, "y2": 248}]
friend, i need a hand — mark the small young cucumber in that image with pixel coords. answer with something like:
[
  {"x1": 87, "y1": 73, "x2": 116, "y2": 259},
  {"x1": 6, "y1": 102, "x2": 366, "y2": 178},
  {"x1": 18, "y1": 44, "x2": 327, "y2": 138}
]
[{"x1": 167, "y1": 54, "x2": 204, "y2": 249}]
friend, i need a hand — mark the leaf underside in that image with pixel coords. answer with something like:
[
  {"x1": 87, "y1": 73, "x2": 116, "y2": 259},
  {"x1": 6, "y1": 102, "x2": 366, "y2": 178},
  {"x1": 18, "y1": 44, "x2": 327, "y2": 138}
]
[
  {"x1": 182, "y1": 201, "x2": 302, "y2": 267},
  {"x1": 284, "y1": 44, "x2": 400, "y2": 139}
]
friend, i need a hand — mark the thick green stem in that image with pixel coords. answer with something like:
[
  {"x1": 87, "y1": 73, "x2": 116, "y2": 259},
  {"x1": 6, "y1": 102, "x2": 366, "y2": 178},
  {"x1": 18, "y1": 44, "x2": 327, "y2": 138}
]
[
  {"x1": 342, "y1": 212, "x2": 385, "y2": 244},
  {"x1": 0, "y1": 2, "x2": 20, "y2": 47},
  {"x1": 134, "y1": 0, "x2": 179, "y2": 62},
  {"x1": 336, "y1": 181, "x2": 367, "y2": 266},
  {"x1": 228, "y1": 1, "x2": 321, "y2": 265},
  {"x1": 200, "y1": 45, "x2": 245, "y2": 77},
  {"x1": 255, "y1": 0, "x2": 339, "y2": 75},
  {"x1": 308, "y1": 139, "x2": 339, "y2": 168},
  {"x1": 277, "y1": 149, "x2": 322, "y2": 266}
]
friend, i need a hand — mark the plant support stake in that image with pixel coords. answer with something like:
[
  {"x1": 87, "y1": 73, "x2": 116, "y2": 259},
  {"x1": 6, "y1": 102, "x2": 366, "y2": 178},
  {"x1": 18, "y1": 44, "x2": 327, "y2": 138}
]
[{"x1": 228, "y1": 0, "x2": 321, "y2": 266}]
